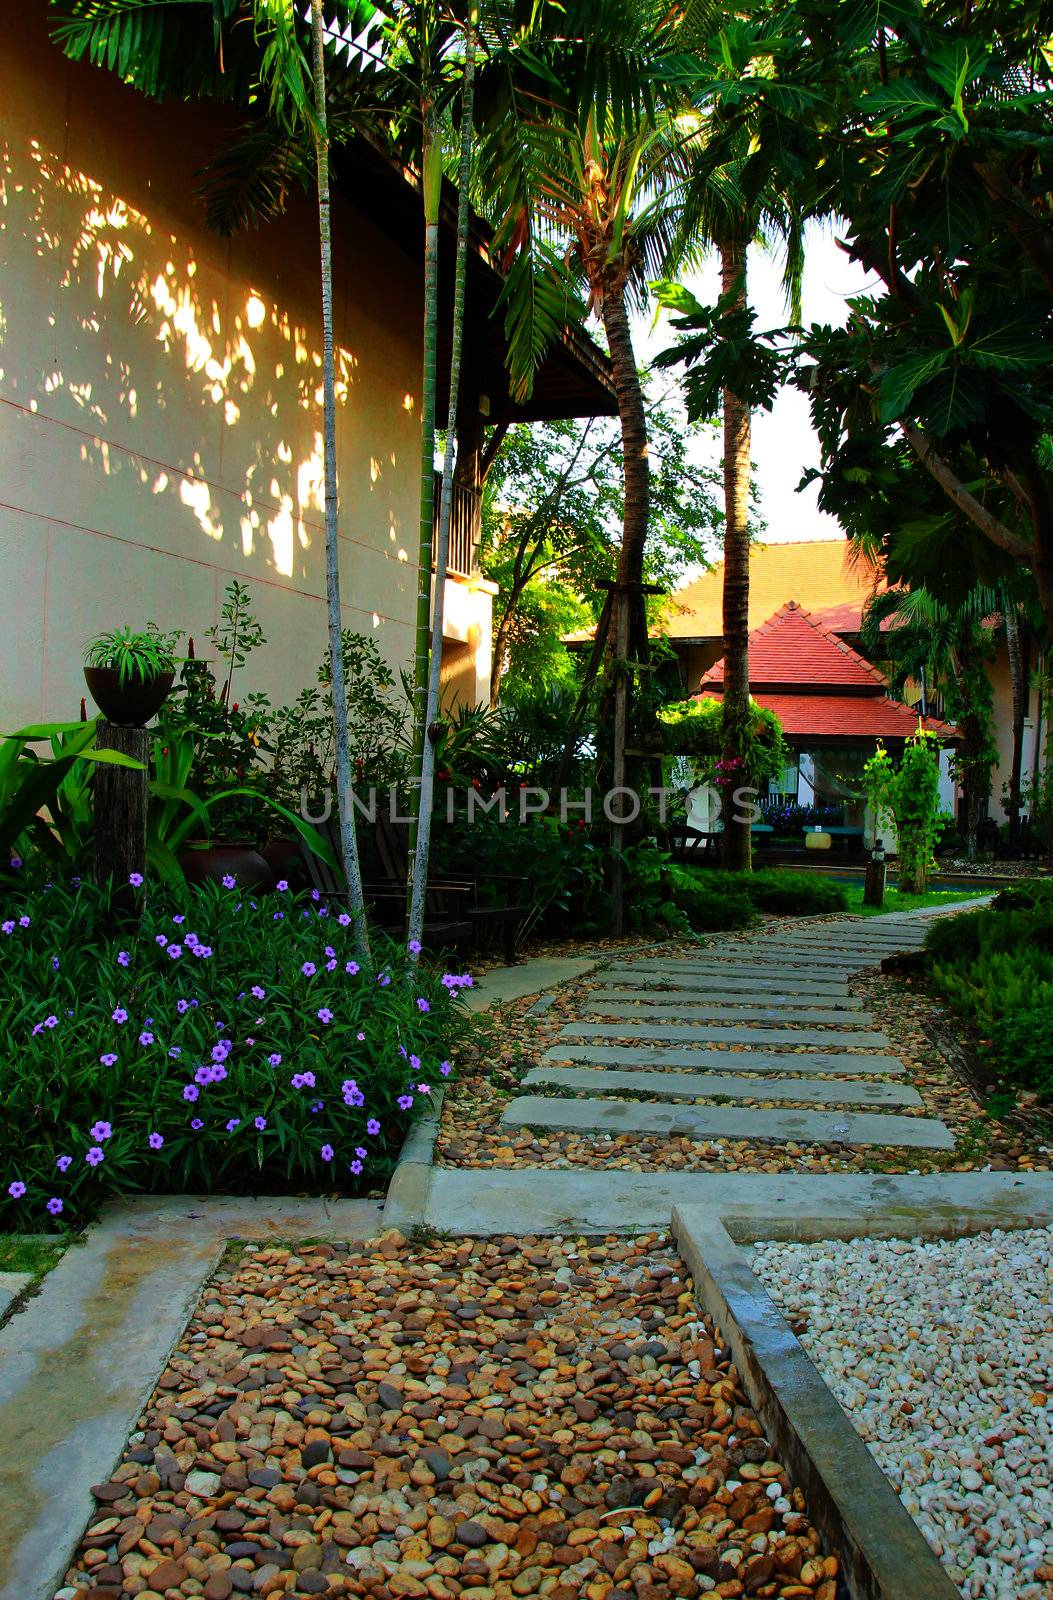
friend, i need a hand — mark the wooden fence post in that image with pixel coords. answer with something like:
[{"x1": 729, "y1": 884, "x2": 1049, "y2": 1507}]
[{"x1": 92, "y1": 721, "x2": 149, "y2": 901}]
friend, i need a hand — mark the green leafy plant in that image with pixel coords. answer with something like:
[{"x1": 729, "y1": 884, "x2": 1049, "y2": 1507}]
[
  {"x1": 84, "y1": 624, "x2": 179, "y2": 686},
  {"x1": 1, "y1": 723, "x2": 145, "y2": 878},
  {"x1": 864, "y1": 730, "x2": 946, "y2": 893},
  {"x1": 0, "y1": 876, "x2": 472, "y2": 1227}
]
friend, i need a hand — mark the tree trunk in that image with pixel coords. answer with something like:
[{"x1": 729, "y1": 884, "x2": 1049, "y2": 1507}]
[
  {"x1": 311, "y1": 0, "x2": 370, "y2": 964},
  {"x1": 600, "y1": 287, "x2": 650, "y2": 597},
  {"x1": 1003, "y1": 593, "x2": 1028, "y2": 848},
  {"x1": 489, "y1": 600, "x2": 518, "y2": 707},
  {"x1": 93, "y1": 721, "x2": 148, "y2": 920},
  {"x1": 718, "y1": 231, "x2": 752, "y2": 873},
  {"x1": 408, "y1": 10, "x2": 477, "y2": 951}
]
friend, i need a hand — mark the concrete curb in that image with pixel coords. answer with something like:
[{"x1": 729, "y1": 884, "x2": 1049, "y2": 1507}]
[
  {"x1": 382, "y1": 1088, "x2": 445, "y2": 1233},
  {"x1": 672, "y1": 1207, "x2": 961, "y2": 1600}
]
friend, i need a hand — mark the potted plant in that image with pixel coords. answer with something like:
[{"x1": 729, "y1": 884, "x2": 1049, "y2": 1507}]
[{"x1": 84, "y1": 624, "x2": 179, "y2": 726}]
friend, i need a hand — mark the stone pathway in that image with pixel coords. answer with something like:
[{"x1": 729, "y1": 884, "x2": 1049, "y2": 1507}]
[{"x1": 499, "y1": 914, "x2": 956, "y2": 1154}]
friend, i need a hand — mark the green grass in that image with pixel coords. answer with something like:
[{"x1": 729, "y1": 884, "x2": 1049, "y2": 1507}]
[
  {"x1": 0, "y1": 1234, "x2": 67, "y2": 1281},
  {"x1": 843, "y1": 885, "x2": 989, "y2": 917}
]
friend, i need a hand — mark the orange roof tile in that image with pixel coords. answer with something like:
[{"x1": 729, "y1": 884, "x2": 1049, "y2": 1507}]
[
  {"x1": 700, "y1": 690, "x2": 956, "y2": 742},
  {"x1": 662, "y1": 538, "x2": 881, "y2": 640},
  {"x1": 701, "y1": 602, "x2": 889, "y2": 692}
]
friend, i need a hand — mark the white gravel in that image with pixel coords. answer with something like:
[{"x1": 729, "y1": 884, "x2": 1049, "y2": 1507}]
[{"x1": 749, "y1": 1229, "x2": 1053, "y2": 1600}]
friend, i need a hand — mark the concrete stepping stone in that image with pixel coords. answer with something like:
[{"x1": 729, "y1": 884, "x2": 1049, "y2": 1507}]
[
  {"x1": 560, "y1": 1020, "x2": 892, "y2": 1049},
  {"x1": 524, "y1": 1065, "x2": 923, "y2": 1108},
  {"x1": 598, "y1": 968, "x2": 857, "y2": 999},
  {"x1": 583, "y1": 997, "x2": 875, "y2": 1026},
  {"x1": 501, "y1": 1096, "x2": 955, "y2": 1149},
  {"x1": 0, "y1": 1272, "x2": 31, "y2": 1322},
  {"x1": 605, "y1": 964, "x2": 855, "y2": 993},
  {"x1": 544, "y1": 1043, "x2": 909, "y2": 1076},
  {"x1": 582, "y1": 985, "x2": 870, "y2": 1024}
]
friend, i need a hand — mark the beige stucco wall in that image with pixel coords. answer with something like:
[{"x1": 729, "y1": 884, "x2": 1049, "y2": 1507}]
[{"x1": 0, "y1": 9, "x2": 491, "y2": 731}]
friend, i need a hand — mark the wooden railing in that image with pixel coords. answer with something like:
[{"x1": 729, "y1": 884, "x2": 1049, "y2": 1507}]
[{"x1": 433, "y1": 472, "x2": 481, "y2": 579}]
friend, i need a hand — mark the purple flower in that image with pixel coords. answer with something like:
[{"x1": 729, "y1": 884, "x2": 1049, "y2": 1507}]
[
  {"x1": 417, "y1": 1083, "x2": 431, "y2": 1096},
  {"x1": 190, "y1": 1118, "x2": 203, "y2": 1131},
  {"x1": 99, "y1": 1052, "x2": 118, "y2": 1067},
  {"x1": 112, "y1": 1007, "x2": 128, "y2": 1024},
  {"x1": 377, "y1": 973, "x2": 391, "y2": 988},
  {"x1": 317, "y1": 1008, "x2": 333, "y2": 1025},
  {"x1": 90, "y1": 1120, "x2": 112, "y2": 1142},
  {"x1": 349, "y1": 1159, "x2": 363, "y2": 1176},
  {"x1": 346, "y1": 961, "x2": 359, "y2": 975},
  {"x1": 128, "y1": 872, "x2": 143, "y2": 887},
  {"x1": 416, "y1": 998, "x2": 431, "y2": 1014},
  {"x1": 185, "y1": 932, "x2": 199, "y2": 949},
  {"x1": 276, "y1": 879, "x2": 289, "y2": 892},
  {"x1": 183, "y1": 1084, "x2": 200, "y2": 1102},
  {"x1": 440, "y1": 1060, "x2": 452, "y2": 1077},
  {"x1": 85, "y1": 1147, "x2": 105, "y2": 1167},
  {"x1": 148, "y1": 1132, "x2": 164, "y2": 1150},
  {"x1": 43, "y1": 1015, "x2": 59, "y2": 1030},
  {"x1": 222, "y1": 873, "x2": 237, "y2": 889},
  {"x1": 209, "y1": 1063, "x2": 228, "y2": 1084},
  {"x1": 366, "y1": 1119, "x2": 381, "y2": 1137},
  {"x1": 117, "y1": 951, "x2": 130, "y2": 967},
  {"x1": 51, "y1": 956, "x2": 60, "y2": 970},
  {"x1": 251, "y1": 985, "x2": 266, "y2": 1000},
  {"x1": 254, "y1": 1116, "x2": 267, "y2": 1132},
  {"x1": 168, "y1": 1046, "x2": 182, "y2": 1059},
  {"x1": 1, "y1": 921, "x2": 13, "y2": 935},
  {"x1": 397, "y1": 1094, "x2": 414, "y2": 1111},
  {"x1": 176, "y1": 999, "x2": 191, "y2": 1015},
  {"x1": 356, "y1": 1031, "x2": 365, "y2": 1041},
  {"x1": 325, "y1": 946, "x2": 335, "y2": 959},
  {"x1": 320, "y1": 1144, "x2": 334, "y2": 1162},
  {"x1": 172, "y1": 914, "x2": 185, "y2": 925},
  {"x1": 18, "y1": 914, "x2": 31, "y2": 928},
  {"x1": 192, "y1": 944, "x2": 213, "y2": 959},
  {"x1": 155, "y1": 933, "x2": 168, "y2": 946},
  {"x1": 7, "y1": 1180, "x2": 26, "y2": 1199},
  {"x1": 309, "y1": 1099, "x2": 324, "y2": 1114},
  {"x1": 312, "y1": 889, "x2": 320, "y2": 901},
  {"x1": 408, "y1": 939, "x2": 422, "y2": 955},
  {"x1": 326, "y1": 958, "x2": 337, "y2": 972},
  {"x1": 56, "y1": 1154, "x2": 72, "y2": 1173},
  {"x1": 167, "y1": 944, "x2": 182, "y2": 960},
  {"x1": 338, "y1": 913, "x2": 351, "y2": 927},
  {"x1": 301, "y1": 961, "x2": 316, "y2": 978},
  {"x1": 355, "y1": 1146, "x2": 367, "y2": 1159},
  {"x1": 409, "y1": 1054, "x2": 421, "y2": 1072},
  {"x1": 273, "y1": 911, "x2": 284, "y2": 921},
  {"x1": 267, "y1": 1053, "x2": 282, "y2": 1068},
  {"x1": 10, "y1": 855, "x2": 22, "y2": 869},
  {"x1": 226, "y1": 1118, "x2": 240, "y2": 1133},
  {"x1": 291, "y1": 1071, "x2": 316, "y2": 1090},
  {"x1": 211, "y1": 1041, "x2": 231, "y2": 1063},
  {"x1": 46, "y1": 1197, "x2": 63, "y2": 1216},
  {"x1": 139, "y1": 1031, "x2": 154, "y2": 1047}
]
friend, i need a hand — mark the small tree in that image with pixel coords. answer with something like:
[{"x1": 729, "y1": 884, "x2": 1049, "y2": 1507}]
[{"x1": 864, "y1": 730, "x2": 945, "y2": 893}]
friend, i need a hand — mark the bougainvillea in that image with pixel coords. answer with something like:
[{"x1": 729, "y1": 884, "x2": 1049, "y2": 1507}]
[{"x1": 1, "y1": 874, "x2": 471, "y2": 1226}]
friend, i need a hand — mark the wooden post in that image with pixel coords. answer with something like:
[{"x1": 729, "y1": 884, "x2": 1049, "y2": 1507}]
[
  {"x1": 863, "y1": 847, "x2": 886, "y2": 909},
  {"x1": 93, "y1": 721, "x2": 149, "y2": 907}
]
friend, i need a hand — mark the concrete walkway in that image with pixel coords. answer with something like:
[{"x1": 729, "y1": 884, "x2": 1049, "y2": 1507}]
[{"x1": 500, "y1": 911, "x2": 956, "y2": 1153}]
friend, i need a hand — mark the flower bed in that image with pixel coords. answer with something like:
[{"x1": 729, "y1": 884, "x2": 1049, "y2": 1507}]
[{"x1": 1, "y1": 876, "x2": 470, "y2": 1227}]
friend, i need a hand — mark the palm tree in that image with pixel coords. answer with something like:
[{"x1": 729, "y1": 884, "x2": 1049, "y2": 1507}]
[
  {"x1": 52, "y1": 0, "x2": 376, "y2": 961},
  {"x1": 861, "y1": 586, "x2": 999, "y2": 859}
]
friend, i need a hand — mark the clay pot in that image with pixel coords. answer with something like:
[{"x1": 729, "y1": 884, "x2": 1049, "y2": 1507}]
[
  {"x1": 84, "y1": 666, "x2": 174, "y2": 727},
  {"x1": 261, "y1": 837, "x2": 300, "y2": 884},
  {"x1": 177, "y1": 842, "x2": 275, "y2": 891}
]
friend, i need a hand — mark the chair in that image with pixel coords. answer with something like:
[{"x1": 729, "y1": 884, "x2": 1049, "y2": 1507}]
[{"x1": 372, "y1": 813, "x2": 527, "y2": 964}]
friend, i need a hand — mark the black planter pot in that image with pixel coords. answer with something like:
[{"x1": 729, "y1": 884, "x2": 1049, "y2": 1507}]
[
  {"x1": 177, "y1": 842, "x2": 276, "y2": 891},
  {"x1": 84, "y1": 665, "x2": 174, "y2": 727}
]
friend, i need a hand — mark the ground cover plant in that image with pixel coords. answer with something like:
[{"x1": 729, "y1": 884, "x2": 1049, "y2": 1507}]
[
  {"x1": 846, "y1": 885, "x2": 988, "y2": 918},
  {"x1": 925, "y1": 887, "x2": 1053, "y2": 1101},
  {"x1": 681, "y1": 866, "x2": 848, "y2": 919},
  {"x1": 0, "y1": 874, "x2": 471, "y2": 1229}
]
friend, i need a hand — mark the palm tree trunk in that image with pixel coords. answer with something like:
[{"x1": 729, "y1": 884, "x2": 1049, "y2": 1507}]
[
  {"x1": 405, "y1": 101, "x2": 443, "y2": 921},
  {"x1": 408, "y1": 9, "x2": 477, "y2": 951},
  {"x1": 600, "y1": 281, "x2": 650, "y2": 935},
  {"x1": 718, "y1": 231, "x2": 752, "y2": 873},
  {"x1": 310, "y1": 0, "x2": 369, "y2": 964}
]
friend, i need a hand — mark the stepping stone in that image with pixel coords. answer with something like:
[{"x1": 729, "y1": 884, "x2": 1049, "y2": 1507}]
[
  {"x1": 523, "y1": 1065, "x2": 923, "y2": 1108},
  {"x1": 544, "y1": 1043, "x2": 908, "y2": 1076},
  {"x1": 559, "y1": 1020, "x2": 892, "y2": 1049},
  {"x1": 583, "y1": 997, "x2": 876, "y2": 1027},
  {"x1": 501, "y1": 1096, "x2": 955, "y2": 1150},
  {"x1": 598, "y1": 968, "x2": 856, "y2": 999},
  {"x1": 604, "y1": 965, "x2": 855, "y2": 994},
  {"x1": 596, "y1": 981, "x2": 863, "y2": 1010}
]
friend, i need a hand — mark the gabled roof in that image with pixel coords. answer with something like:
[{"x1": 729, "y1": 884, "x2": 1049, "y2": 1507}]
[
  {"x1": 662, "y1": 538, "x2": 881, "y2": 640},
  {"x1": 701, "y1": 602, "x2": 889, "y2": 694},
  {"x1": 697, "y1": 603, "x2": 958, "y2": 744}
]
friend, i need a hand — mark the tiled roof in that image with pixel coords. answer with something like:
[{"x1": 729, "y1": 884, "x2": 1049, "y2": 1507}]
[
  {"x1": 701, "y1": 602, "x2": 890, "y2": 692},
  {"x1": 662, "y1": 538, "x2": 880, "y2": 640},
  {"x1": 699, "y1": 690, "x2": 957, "y2": 741}
]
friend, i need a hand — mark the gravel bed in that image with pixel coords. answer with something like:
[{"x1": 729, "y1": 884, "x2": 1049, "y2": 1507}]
[
  {"x1": 749, "y1": 1229, "x2": 1053, "y2": 1600},
  {"x1": 58, "y1": 1231, "x2": 840, "y2": 1599}
]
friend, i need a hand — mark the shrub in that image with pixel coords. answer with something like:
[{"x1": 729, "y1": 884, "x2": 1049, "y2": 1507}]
[
  {"x1": 1, "y1": 876, "x2": 469, "y2": 1228},
  {"x1": 741, "y1": 870, "x2": 848, "y2": 917},
  {"x1": 663, "y1": 864, "x2": 755, "y2": 932},
  {"x1": 987, "y1": 1005, "x2": 1053, "y2": 1100}
]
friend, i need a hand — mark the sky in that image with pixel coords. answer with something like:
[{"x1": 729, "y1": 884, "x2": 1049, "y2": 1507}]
[{"x1": 634, "y1": 223, "x2": 877, "y2": 546}]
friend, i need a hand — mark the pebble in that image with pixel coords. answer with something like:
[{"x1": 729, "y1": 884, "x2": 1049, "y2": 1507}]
[
  {"x1": 60, "y1": 1231, "x2": 838, "y2": 1600},
  {"x1": 751, "y1": 1228, "x2": 1053, "y2": 1600}
]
